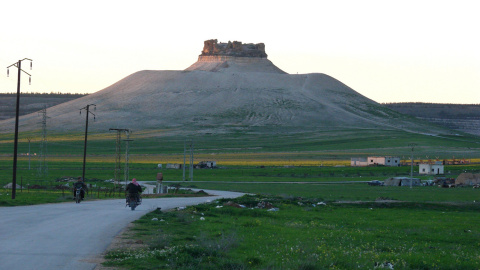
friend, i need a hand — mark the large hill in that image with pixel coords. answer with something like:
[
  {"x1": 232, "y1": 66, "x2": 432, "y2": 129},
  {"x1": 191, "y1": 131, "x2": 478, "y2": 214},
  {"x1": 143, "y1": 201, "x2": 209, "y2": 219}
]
[{"x1": 0, "y1": 40, "x2": 454, "y2": 137}]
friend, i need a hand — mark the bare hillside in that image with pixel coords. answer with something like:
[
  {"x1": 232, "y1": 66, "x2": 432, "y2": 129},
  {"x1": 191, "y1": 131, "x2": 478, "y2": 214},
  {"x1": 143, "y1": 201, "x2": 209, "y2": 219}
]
[
  {"x1": 0, "y1": 93, "x2": 87, "y2": 121},
  {"x1": 385, "y1": 103, "x2": 480, "y2": 136}
]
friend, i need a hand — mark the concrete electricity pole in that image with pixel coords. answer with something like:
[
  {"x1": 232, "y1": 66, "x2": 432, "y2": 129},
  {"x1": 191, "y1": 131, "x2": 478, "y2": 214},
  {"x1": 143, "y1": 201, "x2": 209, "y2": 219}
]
[
  {"x1": 26, "y1": 137, "x2": 32, "y2": 170},
  {"x1": 408, "y1": 143, "x2": 417, "y2": 188},
  {"x1": 80, "y1": 104, "x2": 96, "y2": 182},
  {"x1": 183, "y1": 140, "x2": 186, "y2": 181},
  {"x1": 37, "y1": 105, "x2": 48, "y2": 178},
  {"x1": 189, "y1": 139, "x2": 194, "y2": 181},
  {"x1": 6, "y1": 58, "x2": 32, "y2": 199},
  {"x1": 123, "y1": 137, "x2": 133, "y2": 187}
]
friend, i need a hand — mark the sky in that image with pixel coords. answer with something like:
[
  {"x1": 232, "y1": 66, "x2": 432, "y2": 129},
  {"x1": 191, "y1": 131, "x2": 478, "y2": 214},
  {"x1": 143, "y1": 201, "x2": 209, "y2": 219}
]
[{"x1": 1, "y1": 0, "x2": 479, "y2": 104}]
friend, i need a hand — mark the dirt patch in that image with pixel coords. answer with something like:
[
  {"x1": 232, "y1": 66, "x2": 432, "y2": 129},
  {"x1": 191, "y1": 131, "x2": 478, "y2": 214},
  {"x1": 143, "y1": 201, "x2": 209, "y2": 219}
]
[{"x1": 92, "y1": 223, "x2": 147, "y2": 270}]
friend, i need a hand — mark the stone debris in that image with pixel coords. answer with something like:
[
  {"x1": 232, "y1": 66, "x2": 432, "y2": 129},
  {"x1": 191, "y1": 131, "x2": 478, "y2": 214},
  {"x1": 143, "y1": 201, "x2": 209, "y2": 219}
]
[
  {"x1": 257, "y1": 201, "x2": 274, "y2": 209},
  {"x1": 224, "y1": 201, "x2": 246, "y2": 208}
]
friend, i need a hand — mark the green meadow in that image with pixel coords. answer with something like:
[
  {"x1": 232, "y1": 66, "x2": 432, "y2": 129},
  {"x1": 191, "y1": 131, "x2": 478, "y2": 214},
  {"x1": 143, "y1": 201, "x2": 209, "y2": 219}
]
[
  {"x1": 1, "y1": 128, "x2": 479, "y2": 269},
  {"x1": 103, "y1": 194, "x2": 480, "y2": 270}
]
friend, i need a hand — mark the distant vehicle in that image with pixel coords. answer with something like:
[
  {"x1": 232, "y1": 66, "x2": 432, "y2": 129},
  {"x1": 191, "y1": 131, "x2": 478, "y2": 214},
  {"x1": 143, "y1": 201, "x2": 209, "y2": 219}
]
[{"x1": 368, "y1": 180, "x2": 384, "y2": 186}]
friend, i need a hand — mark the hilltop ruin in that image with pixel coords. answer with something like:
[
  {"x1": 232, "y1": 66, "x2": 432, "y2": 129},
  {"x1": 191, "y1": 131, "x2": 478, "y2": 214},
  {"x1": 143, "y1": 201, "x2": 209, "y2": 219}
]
[{"x1": 200, "y1": 39, "x2": 267, "y2": 58}]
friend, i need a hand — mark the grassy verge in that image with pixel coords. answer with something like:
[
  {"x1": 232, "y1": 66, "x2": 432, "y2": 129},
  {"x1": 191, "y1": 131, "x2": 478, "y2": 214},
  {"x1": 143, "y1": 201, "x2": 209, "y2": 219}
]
[
  {"x1": 186, "y1": 182, "x2": 480, "y2": 203},
  {"x1": 103, "y1": 194, "x2": 480, "y2": 269}
]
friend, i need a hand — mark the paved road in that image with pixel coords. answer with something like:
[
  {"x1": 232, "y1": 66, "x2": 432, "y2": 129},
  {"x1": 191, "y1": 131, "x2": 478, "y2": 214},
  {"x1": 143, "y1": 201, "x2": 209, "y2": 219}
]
[{"x1": 0, "y1": 190, "x2": 244, "y2": 270}]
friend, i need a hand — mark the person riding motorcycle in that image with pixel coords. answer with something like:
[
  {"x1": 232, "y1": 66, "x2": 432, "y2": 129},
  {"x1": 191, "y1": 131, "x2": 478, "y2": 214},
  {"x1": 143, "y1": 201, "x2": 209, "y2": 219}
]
[
  {"x1": 73, "y1": 177, "x2": 87, "y2": 200},
  {"x1": 125, "y1": 178, "x2": 142, "y2": 203}
]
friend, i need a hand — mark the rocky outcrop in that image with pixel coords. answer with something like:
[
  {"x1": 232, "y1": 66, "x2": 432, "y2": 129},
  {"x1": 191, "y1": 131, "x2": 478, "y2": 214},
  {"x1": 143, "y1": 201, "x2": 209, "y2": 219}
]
[{"x1": 201, "y1": 39, "x2": 267, "y2": 58}]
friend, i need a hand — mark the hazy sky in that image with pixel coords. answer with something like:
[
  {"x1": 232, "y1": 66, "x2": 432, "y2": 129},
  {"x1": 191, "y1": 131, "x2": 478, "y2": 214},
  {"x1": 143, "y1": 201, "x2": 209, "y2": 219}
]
[{"x1": 1, "y1": 0, "x2": 479, "y2": 104}]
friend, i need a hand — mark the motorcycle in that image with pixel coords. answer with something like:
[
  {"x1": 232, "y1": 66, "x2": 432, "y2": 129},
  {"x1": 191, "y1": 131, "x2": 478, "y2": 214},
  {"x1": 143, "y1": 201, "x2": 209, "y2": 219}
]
[
  {"x1": 126, "y1": 193, "x2": 142, "y2": 210},
  {"x1": 75, "y1": 187, "x2": 83, "y2": 204}
]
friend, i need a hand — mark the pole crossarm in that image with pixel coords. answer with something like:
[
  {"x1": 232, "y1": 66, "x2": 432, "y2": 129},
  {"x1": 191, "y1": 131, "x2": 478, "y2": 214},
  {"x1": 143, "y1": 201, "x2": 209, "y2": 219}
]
[{"x1": 7, "y1": 58, "x2": 32, "y2": 77}]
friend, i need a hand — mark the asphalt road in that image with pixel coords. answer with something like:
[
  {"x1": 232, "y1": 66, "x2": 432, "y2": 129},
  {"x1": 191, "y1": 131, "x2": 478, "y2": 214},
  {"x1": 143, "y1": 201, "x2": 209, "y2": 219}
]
[{"x1": 0, "y1": 190, "x2": 244, "y2": 270}]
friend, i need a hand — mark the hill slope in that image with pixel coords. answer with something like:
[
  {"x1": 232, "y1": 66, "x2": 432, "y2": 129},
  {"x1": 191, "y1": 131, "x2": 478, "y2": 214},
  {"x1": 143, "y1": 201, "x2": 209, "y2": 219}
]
[
  {"x1": 0, "y1": 42, "x2": 453, "y2": 137},
  {"x1": 385, "y1": 103, "x2": 480, "y2": 136}
]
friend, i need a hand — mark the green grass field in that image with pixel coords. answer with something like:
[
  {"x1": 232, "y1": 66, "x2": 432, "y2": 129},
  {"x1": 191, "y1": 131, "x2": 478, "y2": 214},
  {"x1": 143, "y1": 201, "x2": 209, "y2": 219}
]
[
  {"x1": 1, "y1": 128, "x2": 479, "y2": 269},
  {"x1": 103, "y1": 194, "x2": 480, "y2": 270}
]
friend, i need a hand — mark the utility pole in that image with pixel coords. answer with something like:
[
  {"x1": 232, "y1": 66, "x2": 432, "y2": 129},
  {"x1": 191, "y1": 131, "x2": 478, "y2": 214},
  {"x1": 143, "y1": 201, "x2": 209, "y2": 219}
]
[
  {"x1": 183, "y1": 140, "x2": 186, "y2": 181},
  {"x1": 109, "y1": 128, "x2": 129, "y2": 187},
  {"x1": 7, "y1": 58, "x2": 32, "y2": 199},
  {"x1": 80, "y1": 104, "x2": 96, "y2": 182},
  {"x1": 408, "y1": 143, "x2": 417, "y2": 189},
  {"x1": 189, "y1": 139, "x2": 194, "y2": 181},
  {"x1": 26, "y1": 137, "x2": 32, "y2": 170},
  {"x1": 123, "y1": 136, "x2": 133, "y2": 187},
  {"x1": 37, "y1": 105, "x2": 48, "y2": 178}
]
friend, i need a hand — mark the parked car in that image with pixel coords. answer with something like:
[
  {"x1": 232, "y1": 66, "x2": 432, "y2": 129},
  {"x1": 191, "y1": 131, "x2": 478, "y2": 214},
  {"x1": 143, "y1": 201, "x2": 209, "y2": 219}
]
[{"x1": 368, "y1": 180, "x2": 384, "y2": 186}]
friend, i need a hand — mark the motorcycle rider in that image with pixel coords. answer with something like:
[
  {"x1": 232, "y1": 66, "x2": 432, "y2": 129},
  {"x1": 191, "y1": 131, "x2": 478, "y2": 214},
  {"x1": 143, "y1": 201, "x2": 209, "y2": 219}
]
[
  {"x1": 73, "y1": 177, "x2": 87, "y2": 200},
  {"x1": 125, "y1": 178, "x2": 142, "y2": 203}
]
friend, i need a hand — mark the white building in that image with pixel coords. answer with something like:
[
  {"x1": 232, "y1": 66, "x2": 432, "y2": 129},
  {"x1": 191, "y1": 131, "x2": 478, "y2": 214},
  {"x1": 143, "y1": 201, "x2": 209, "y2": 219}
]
[
  {"x1": 419, "y1": 162, "x2": 444, "y2": 175},
  {"x1": 368, "y1": 156, "x2": 401, "y2": 167},
  {"x1": 166, "y1": 163, "x2": 182, "y2": 169},
  {"x1": 351, "y1": 157, "x2": 368, "y2": 167}
]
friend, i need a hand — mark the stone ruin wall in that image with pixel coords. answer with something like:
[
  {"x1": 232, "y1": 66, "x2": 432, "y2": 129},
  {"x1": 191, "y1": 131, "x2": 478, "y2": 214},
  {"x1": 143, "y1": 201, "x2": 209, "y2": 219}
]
[{"x1": 200, "y1": 39, "x2": 267, "y2": 58}]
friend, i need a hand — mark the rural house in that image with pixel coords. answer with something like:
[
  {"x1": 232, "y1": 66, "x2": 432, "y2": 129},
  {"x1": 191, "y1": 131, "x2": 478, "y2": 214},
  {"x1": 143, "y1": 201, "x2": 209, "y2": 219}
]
[
  {"x1": 368, "y1": 156, "x2": 400, "y2": 167},
  {"x1": 419, "y1": 162, "x2": 444, "y2": 175}
]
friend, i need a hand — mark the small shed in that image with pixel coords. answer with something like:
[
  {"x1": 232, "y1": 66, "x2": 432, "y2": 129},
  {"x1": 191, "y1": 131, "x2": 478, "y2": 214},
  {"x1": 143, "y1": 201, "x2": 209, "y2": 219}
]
[
  {"x1": 351, "y1": 157, "x2": 368, "y2": 167},
  {"x1": 166, "y1": 163, "x2": 182, "y2": 169},
  {"x1": 196, "y1": 161, "x2": 217, "y2": 168},
  {"x1": 455, "y1": 173, "x2": 480, "y2": 186}
]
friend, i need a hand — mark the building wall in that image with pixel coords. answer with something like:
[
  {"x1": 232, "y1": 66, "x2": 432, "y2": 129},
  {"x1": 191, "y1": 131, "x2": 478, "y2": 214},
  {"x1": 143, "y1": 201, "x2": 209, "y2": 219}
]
[
  {"x1": 419, "y1": 164, "x2": 444, "y2": 175},
  {"x1": 368, "y1": 156, "x2": 385, "y2": 166},
  {"x1": 368, "y1": 156, "x2": 400, "y2": 166},
  {"x1": 351, "y1": 157, "x2": 368, "y2": 166}
]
